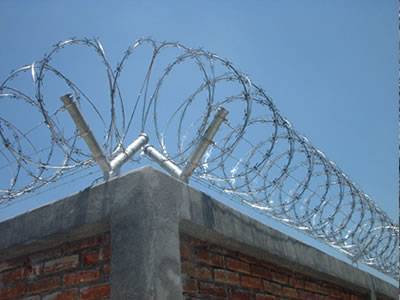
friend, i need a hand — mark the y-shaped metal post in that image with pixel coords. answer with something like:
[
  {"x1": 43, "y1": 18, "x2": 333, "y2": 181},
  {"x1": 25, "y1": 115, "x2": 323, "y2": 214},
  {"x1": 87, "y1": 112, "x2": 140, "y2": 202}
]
[
  {"x1": 60, "y1": 94, "x2": 111, "y2": 179},
  {"x1": 60, "y1": 94, "x2": 148, "y2": 179},
  {"x1": 180, "y1": 107, "x2": 228, "y2": 182}
]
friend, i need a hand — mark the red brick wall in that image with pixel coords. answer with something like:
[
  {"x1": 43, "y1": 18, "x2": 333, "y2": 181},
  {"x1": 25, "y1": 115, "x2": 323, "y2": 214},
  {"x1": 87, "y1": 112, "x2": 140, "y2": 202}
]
[
  {"x1": 180, "y1": 234, "x2": 368, "y2": 300},
  {"x1": 0, "y1": 232, "x2": 110, "y2": 300}
]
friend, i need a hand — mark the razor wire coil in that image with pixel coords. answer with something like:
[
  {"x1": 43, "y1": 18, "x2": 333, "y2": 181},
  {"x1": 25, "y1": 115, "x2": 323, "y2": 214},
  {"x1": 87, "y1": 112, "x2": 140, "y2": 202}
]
[{"x1": 0, "y1": 38, "x2": 398, "y2": 279}]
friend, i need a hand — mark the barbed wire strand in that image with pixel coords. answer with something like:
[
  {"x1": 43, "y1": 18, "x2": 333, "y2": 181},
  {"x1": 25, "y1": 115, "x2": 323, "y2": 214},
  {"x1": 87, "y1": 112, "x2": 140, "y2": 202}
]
[{"x1": 0, "y1": 38, "x2": 397, "y2": 279}]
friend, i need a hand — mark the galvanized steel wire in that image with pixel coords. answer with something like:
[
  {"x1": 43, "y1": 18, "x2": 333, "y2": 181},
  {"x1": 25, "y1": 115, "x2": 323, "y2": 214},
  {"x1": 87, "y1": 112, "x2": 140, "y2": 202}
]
[{"x1": 0, "y1": 38, "x2": 398, "y2": 279}]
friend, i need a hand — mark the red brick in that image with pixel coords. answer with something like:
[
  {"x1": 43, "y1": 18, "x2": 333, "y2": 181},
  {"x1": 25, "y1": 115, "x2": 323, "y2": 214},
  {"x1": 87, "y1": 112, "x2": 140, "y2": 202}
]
[
  {"x1": 63, "y1": 269, "x2": 100, "y2": 286},
  {"x1": 289, "y1": 276, "x2": 304, "y2": 289},
  {"x1": 304, "y1": 281, "x2": 329, "y2": 295},
  {"x1": 270, "y1": 272, "x2": 288, "y2": 285},
  {"x1": 194, "y1": 248, "x2": 224, "y2": 267},
  {"x1": 230, "y1": 290, "x2": 252, "y2": 300},
  {"x1": 180, "y1": 261, "x2": 194, "y2": 276},
  {"x1": 263, "y1": 280, "x2": 281, "y2": 295},
  {"x1": 327, "y1": 286, "x2": 346, "y2": 298},
  {"x1": 214, "y1": 269, "x2": 240, "y2": 285},
  {"x1": 199, "y1": 282, "x2": 227, "y2": 297},
  {"x1": 241, "y1": 275, "x2": 263, "y2": 289},
  {"x1": 260, "y1": 263, "x2": 284, "y2": 277},
  {"x1": 256, "y1": 294, "x2": 276, "y2": 300},
  {"x1": 190, "y1": 237, "x2": 206, "y2": 246},
  {"x1": 181, "y1": 262, "x2": 212, "y2": 280},
  {"x1": 43, "y1": 255, "x2": 79, "y2": 274},
  {"x1": 180, "y1": 242, "x2": 191, "y2": 260},
  {"x1": 353, "y1": 294, "x2": 364, "y2": 300},
  {"x1": 42, "y1": 289, "x2": 78, "y2": 300},
  {"x1": 182, "y1": 278, "x2": 197, "y2": 293},
  {"x1": 237, "y1": 253, "x2": 254, "y2": 263},
  {"x1": 80, "y1": 284, "x2": 110, "y2": 300},
  {"x1": 0, "y1": 284, "x2": 26, "y2": 300},
  {"x1": 1, "y1": 264, "x2": 40, "y2": 284},
  {"x1": 250, "y1": 265, "x2": 271, "y2": 279},
  {"x1": 82, "y1": 251, "x2": 101, "y2": 266},
  {"x1": 0, "y1": 259, "x2": 23, "y2": 273},
  {"x1": 28, "y1": 276, "x2": 61, "y2": 294},
  {"x1": 208, "y1": 244, "x2": 231, "y2": 256},
  {"x1": 178, "y1": 235, "x2": 365, "y2": 300},
  {"x1": 297, "y1": 290, "x2": 317, "y2": 299},
  {"x1": 0, "y1": 267, "x2": 26, "y2": 284},
  {"x1": 103, "y1": 263, "x2": 111, "y2": 275},
  {"x1": 25, "y1": 263, "x2": 42, "y2": 279},
  {"x1": 22, "y1": 297, "x2": 41, "y2": 300},
  {"x1": 226, "y1": 257, "x2": 250, "y2": 274},
  {"x1": 282, "y1": 287, "x2": 298, "y2": 299},
  {"x1": 102, "y1": 246, "x2": 111, "y2": 262}
]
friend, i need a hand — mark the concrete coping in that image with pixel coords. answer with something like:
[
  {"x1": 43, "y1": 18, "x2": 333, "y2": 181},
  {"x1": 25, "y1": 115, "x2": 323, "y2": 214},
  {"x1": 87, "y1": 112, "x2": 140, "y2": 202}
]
[{"x1": 0, "y1": 166, "x2": 397, "y2": 299}]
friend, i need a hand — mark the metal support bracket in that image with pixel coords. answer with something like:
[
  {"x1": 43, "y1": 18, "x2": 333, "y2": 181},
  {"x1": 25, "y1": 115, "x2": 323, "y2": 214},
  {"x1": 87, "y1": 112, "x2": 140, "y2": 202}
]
[
  {"x1": 143, "y1": 144, "x2": 183, "y2": 178},
  {"x1": 61, "y1": 94, "x2": 227, "y2": 183},
  {"x1": 60, "y1": 94, "x2": 148, "y2": 179},
  {"x1": 60, "y1": 94, "x2": 111, "y2": 179},
  {"x1": 109, "y1": 133, "x2": 149, "y2": 177},
  {"x1": 180, "y1": 106, "x2": 228, "y2": 182}
]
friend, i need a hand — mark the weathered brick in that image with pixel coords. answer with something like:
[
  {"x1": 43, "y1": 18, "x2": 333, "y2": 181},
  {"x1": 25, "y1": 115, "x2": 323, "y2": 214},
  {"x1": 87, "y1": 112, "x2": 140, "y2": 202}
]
[
  {"x1": 237, "y1": 253, "x2": 254, "y2": 263},
  {"x1": 103, "y1": 263, "x2": 111, "y2": 275},
  {"x1": 63, "y1": 269, "x2": 100, "y2": 286},
  {"x1": 250, "y1": 265, "x2": 271, "y2": 279},
  {"x1": 181, "y1": 262, "x2": 212, "y2": 280},
  {"x1": 199, "y1": 282, "x2": 227, "y2": 297},
  {"x1": 326, "y1": 285, "x2": 346, "y2": 298},
  {"x1": 214, "y1": 269, "x2": 240, "y2": 286},
  {"x1": 82, "y1": 251, "x2": 101, "y2": 266},
  {"x1": 0, "y1": 259, "x2": 23, "y2": 273},
  {"x1": 28, "y1": 276, "x2": 61, "y2": 294},
  {"x1": 282, "y1": 287, "x2": 298, "y2": 299},
  {"x1": 180, "y1": 242, "x2": 191, "y2": 261},
  {"x1": 241, "y1": 275, "x2": 263, "y2": 289},
  {"x1": 182, "y1": 277, "x2": 197, "y2": 293},
  {"x1": 102, "y1": 246, "x2": 111, "y2": 262},
  {"x1": 22, "y1": 296, "x2": 41, "y2": 300},
  {"x1": 43, "y1": 255, "x2": 79, "y2": 274},
  {"x1": 42, "y1": 289, "x2": 78, "y2": 300},
  {"x1": 298, "y1": 289, "x2": 329, "y2": 299},
  {"x1": 0, "y1": 283, "x2": 26, "y2": 300},
  {"x1": 208, "y1": 244, "x2": 231, "y2": 256},
  {"x1": 0, "y1": 234, "x2": 112, "y2": 300},
  {"x1": 25, "y1": 263, "x2": 42, "y2": 280},
  {"x1": 270, "y1": 271, "x2": 288, "y2": 285},
  {"x1": 1, "y1": 264, "x2": 41, "y2": 284},
  {"x1": 262, "y1": 280, "x2": 281, "y2": 295},
  {"x1": 226, "y1": 257, "x2": 250, "y2": 274},
  {"x1": 256, "y1": 294, "x2": 276, "y2": 300},
  {"x1": 0, "y1": 267, "x2": 26, "y2": 284},
  {"x1": 178, "y1": 235, "x2": 376, "y2": 300},
  {"x1": 80, "y1": 284, "x2": 110, "y2": 300},
  {"x1": 194, "y1": 248, "x2": 224, "y2": 267},
  {"x1": 304, "y1": 281, "x2": 329, "y2": 295},
  {"x1": 289, "y1": 276, "x2": 304, "y2": 289},
  {"x1": 230, "y1": 290, "x2": 252, "y2": 300}
]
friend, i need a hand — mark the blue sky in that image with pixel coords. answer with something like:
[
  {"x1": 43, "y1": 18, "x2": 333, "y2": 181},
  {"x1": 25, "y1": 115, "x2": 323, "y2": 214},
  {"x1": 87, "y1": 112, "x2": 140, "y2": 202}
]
[
  {"x1": 1, "y1": 0, "x2": 397, "y2": 218},
  {"x1": 0, "y1": 0, "x2": 397, "y2": 283}
]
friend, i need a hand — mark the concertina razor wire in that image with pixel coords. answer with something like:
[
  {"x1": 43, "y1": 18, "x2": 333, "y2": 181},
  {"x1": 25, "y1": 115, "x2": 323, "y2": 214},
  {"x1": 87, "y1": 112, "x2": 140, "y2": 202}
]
[{"x1": 0, "y1": 38, "x2": 398, "y2": 279}]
